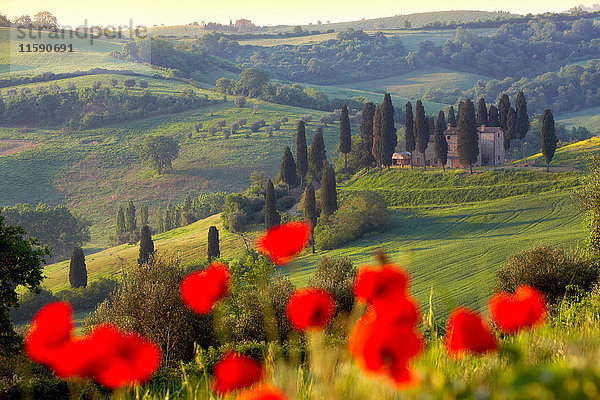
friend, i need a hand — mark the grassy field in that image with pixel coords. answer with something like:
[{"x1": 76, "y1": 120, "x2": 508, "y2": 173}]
[
  {"x1": 523, "y1": 136, "x2": 600, "y2": 169},
  {"x1": 0, "y1": 27, "x2": 150, "y2": 75},
  {"x1": 0, "y1": 98, "x2": 340, "y2": 249},
  {"x1": 556, "y1": 106, "x2": 600, "y2": 134},
  {"x1": 337, "y1": 67, "x2": 489, "y2": 100}
]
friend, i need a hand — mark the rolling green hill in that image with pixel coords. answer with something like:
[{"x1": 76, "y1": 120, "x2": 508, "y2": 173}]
[
  {"x1": 522, "y1": 136, "x2": 600, "y2": 169},
  {"x1": 557, "y1": 107, "x2": 600, "y2": 134}
]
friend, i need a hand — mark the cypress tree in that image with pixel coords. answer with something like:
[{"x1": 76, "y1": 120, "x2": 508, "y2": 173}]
[
  {"x1": 69, "y1": 246, "x2": 87, "y2": 289},
  {"x1": 265, "y1": 179, "x2": 280, "y2": 229},
  {"x1": 0, "y1": 93, "x2": 4, "y2": 123},
  {"x1": 541, "y1": 109, "x2": 557, "y2": 172},
  {"x1": 125, "y1": 201, "x2": 136, "y2": 233},
  {"x1": 164, "y1": 204, "x2": 173, "y2": 231},
  {"x1": 498, "y1": 93, "x2": 510, "y2": 130},
  {"x1": 405, "y1": 102, "x2": 416, "y2": 169},
  {"x1": 434, "y1": 110, "x2": 448, "y2": 172},
  {"x1": 175, "y1": 207, "x2": 182, "y2": 228},
  {"x1": 372, "y1": 105, "x2": 384, "y2": 169},
  {"x1": 381, "y1": 94, "x2": 397, "y2": 171},
  {"x1": 309, "y1": 128, "x2": 326, "y2": 181},
  {"x1": 359, "y1": 102, "x2": 376, "y2": 171},
  {"x1": 155, "y1": 206, "x2": 164, "y2": 233},
  {"x1": 116, "y1": 206, "x2": 125, "y2": 235},
  {"x1": 339, "y1": 104, "x2": 352, "y2": 171},
  {"x1": 457, "y1": 101, "x2": 464, "y2": 126},
  {"x1": 137, "y1": 225, "x2": 154, "y2": 266},
  {"x1": 207, "y1": 225, "x2": 220, "y2": 262},
  {"x1": 280, "y1": 146, "x2": 298, "y2": 193},
  {"x1": 414, "y1": 100, "x2": 428, "y2": 170},
  {"x1": 321, "y1": 162, "x2": 338, "y2": 217},
  {"x1": 140, "y1": 204, "x2": 148, "y2": 226},
  {"x1": 488, "y1": 105, "x2": 500, "y2": 127},
  {"x1": 505, "y1": 106, "x2": 517, "y2": 153},
  {"x1": 457, "y1": 99, "x2": 478, "y2": 174},
  {"x1": 515, "y1": 90, "x2": 530, "y2": 159},
  {"x1": 448, "y1": 106, "x2": 457, "y2": 127},
  {"x1": 476, "y1": 98, "x2": 488, "y2": 127},
  {"x1": 296, "y1": 121, "x2": 308, "y2": 188},
  {"x1": 302, "y1": 183, "x2": 318, "y2": 253}
]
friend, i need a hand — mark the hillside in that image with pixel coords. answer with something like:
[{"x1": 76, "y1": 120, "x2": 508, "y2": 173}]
[{"x1": 522, "y1": 136, "x2": 600, "y2": 169}]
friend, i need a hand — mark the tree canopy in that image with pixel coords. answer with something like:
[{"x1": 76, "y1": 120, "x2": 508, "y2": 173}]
[{"x1": 138, "y1": 135, "x2": 180, "y2": 175}]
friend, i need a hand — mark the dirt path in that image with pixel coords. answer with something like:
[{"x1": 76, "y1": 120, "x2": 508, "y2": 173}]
[{"x1": 0, "y1": 140, "x2": 38, "y2": 157}]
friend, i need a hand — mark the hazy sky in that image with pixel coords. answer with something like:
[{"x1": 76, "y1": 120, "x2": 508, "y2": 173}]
[{"x1": 6, "y1": 1, "x2": 589, "y2": 28}]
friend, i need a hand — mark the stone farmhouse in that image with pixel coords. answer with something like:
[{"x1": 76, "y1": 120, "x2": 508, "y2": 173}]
[{"x1": 392, "y1": 125, "x2": 505, "y2": 168}]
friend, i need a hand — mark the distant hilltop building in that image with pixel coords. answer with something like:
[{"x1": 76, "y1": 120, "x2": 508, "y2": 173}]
[
  {"x1": 235, "y1": 19, "x2": 254, "y2": 29},
  {"x1": 393, "y1": 125, "x2": 505, "y2": 168}
]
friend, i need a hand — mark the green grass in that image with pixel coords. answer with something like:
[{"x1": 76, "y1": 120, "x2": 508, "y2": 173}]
[
  {"x1": 0, "y1": 99, "x2": 338, "y2": 250},
  {"x1": 557, "y1": 106, "x2": 600, "y2": 134},
  {"x1": 337, "y1": 67, "x2": 489, "y2": 100},
  {"x1": 280, "y1": 189, "x2": 584, "y2": 318},
  {"x1": 523, "y1": 136, "x2": 600, "y2": 169},
  {"x1": 0, "y1": 27, "x2": 150, "y2": 75}
]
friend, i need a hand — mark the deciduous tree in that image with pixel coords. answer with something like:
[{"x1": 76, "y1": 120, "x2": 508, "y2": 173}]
[{"x1": 138, "y1": 135, "x2": 180, "y2": 175}]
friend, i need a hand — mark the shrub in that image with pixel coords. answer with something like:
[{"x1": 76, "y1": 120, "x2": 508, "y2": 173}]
[
  {"x1": 307, "y1": 257, "x2": 356, "y2": 314},
  {"x1": 92, "y1": 80, "x2": 102, "y2": 90},
  {"x1": 266, "y1": 127, "x2": 274, "y2": 137},
  {"x1": 496, "y1": 244, "x2": 598, "y2": 304},
  {"x1": 234, "y1": 96, "x2": 246, "y2": 108},
  {"x1": 230, "y1": 123, "x2": 239, "y2": 134},
  {"x1": 251, "y1": 121, "x2": 261, "y2": 132},
  {"x1": 208, "y1": 126, "x2": 218, "y2": 135},
  {"x1": 314, "y1": 191, "x2": 389, "y2": 250},
  {"x1": 139, "y1": 79, "x2": 149, "y2": 88},
  {"x1": 109, "y1": 78, "x2": 118, "y2": 87},
  {"x1": 276, "y1": 196, "x2": 296, "y2": 212},
  {"x1": 123, "y1": 78, "x2": 136, "y2": 87},
  {"x1": 272, "y1": 121, "x2": 281, "y2": 131},
  {"x1": 237, "y1": 117, "x2": 247, "y2": 127},
  {"x1": 85, "y1": 255, "x2": 216, "y2": 365}
]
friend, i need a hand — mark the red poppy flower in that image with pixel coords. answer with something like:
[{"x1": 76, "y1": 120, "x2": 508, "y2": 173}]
[
  {"x1": 353, "y1": 264, "x2": 409, "y2": 305},
  {"x1": 86, "y1": 325, "x2": 162, "y2": 389},
  {"x1": 212, "y1": 352, "x2": 264, "y2": 395},
  {"x1": 370, "y1": 295, "x2": 420, "y2": 327},
  {"x1": 286, "y1": 288, "x2": 336, "y2": 332},
  {"x1": 349, "y1": 310, "x2": 422, "y2": 387},
  {"x1": 255, "y1": 221, "x2": 311, "y2": 265},
  {"x1": 24, "y1": 301, "x2": 74, "y2": 366},
  {"x1": 180, "y1": 261, "x2": 231, "y2": 314},
  {"x1": 489, "y1": 284, "x2": 547, "y2": 334},
  {"x1": 445, "y1": 307, "x2": 498, "y2": 359},
  {"x1": 235, "y1": 384, "x2": 288, "y2": 400}
]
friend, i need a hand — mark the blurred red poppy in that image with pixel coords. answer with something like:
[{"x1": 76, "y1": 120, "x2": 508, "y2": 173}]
[
  {"x1": 370, "y1": 295, "x2": 420, "y2": 327},
  {"x1": 286, "y1": 288, "x2": 336, "y2": 332},
  {"x1": 353, "y1": 264, "x2": 409, "y2": 305},
  {"x1": 86, "y1": 325, "x2": 162, "y2": 389},
  {"x1": 24, "y1": 301, "x2": 74, "y2": 366},
  {"x1": 180, "y1": 261, "x2": 231, "y2": 314},
  {"x1": 489, "y1": 284, "x2": 547, "y2": 334},
  {"x1": 255, "y1": 221, "x2": 311, "y2": 265},
  {"x1": 445, "y1": 307, "x2": 498, "y2": 359},
  {"x1": 349, "y1": 309, "x2": 422, "y2": 387},
  {"x1": 212, "y1": 352, "x2": 264, "y2": 395},
  {"x1": 235, "y1": 383, "x2": 288, "y2": 400}
]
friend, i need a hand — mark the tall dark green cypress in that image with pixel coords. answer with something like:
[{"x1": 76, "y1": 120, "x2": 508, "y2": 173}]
[
  {"x1": 457, "y1": 101, "x2": 464, "y2": 126},
  {"x1": 125, "y1": 201, "x2": 136, "y2": 233},
  {"x1": 140, "y1": 204, "x2": 148, "y2": 226},
  {"x1": 498, "y1": 93, "x2": 510, "y2": 130},
  {"x1": 296, "y1": 121, "x2": 308, "y2": 188},
  {"x1": 381, "y1": 94, "x2": 397, "y2": 170},
  {"x1": 0, "y1": 93, "x2": 5, "y2": 124},
  {"x1": 405, "y1": 102, "x2": 415, "y2": 169},
  {"x1": 488, "y1": 105, "x2": 500, "y2": 127},
  {"x1": 155, "y1": 206, "x2": 164, "y2": 233},
  {"x1": 476, "y1": 98, "x2": 488, "y2": 127},
  {"x1": 506, "y1": 107, "x2": 517, "y2": 153},
  {"x1": 359, "y1": 102, "x2": 376, "y2": 171},
  {"x1": 280, "y1": 146, "x2": 298, "y2": 193},
  {"x1": 137, "y1": 225, "x2": 154, "y2": 266},
  {"x1": 457, "y1": 99, "x2": 478, "y2": 174},
  {"x1": 265, "y1": 179, "x2": 280, "y2": 229},
  {"x1": 434, "y1": 110, "x2": 448, "y2": 172},
  {"x1": 448, "y1": 106, "x2": 457, "y2": 127},
  {"x1": 372, "y1": 105, "x2": 384, "y2": 169},
  {"x1": 541, "y1": 109, "x2": 557, "y2": 172},
  {"x1": 515, "y1": 90, "x2": 530, "y2": 159},
  {"x1": 321, "y1": 162, "x2": 338, "y2": 217},
  {"x1": 309, "y1": 128, "x2": 326, "y2": 181},
  {"x1": 414, "y1": 100, "x2": 428, "y2": 170},
  {"x1": 116, "y1": 206, "x2": 125, "y2": 235},
  {"x1": 207, "y1": 225, "x2": 220, "y2": 262},
  {"x1": 164, "y1": 204, "x2": 173, "y2": 231},
  {"x1": 69, "y1": 246, "x2": 87, "y2": 289},
  {"x1": 302, "y1": 183, "x2": 318, "y2": 253},
  {"x1": 339, "y1": 104, "x2": 352, "y2": 171}
]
